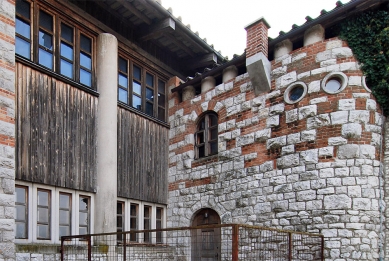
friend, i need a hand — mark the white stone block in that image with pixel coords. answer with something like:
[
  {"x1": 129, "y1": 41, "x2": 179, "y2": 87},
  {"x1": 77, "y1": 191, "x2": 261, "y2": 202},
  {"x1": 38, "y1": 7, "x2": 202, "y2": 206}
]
[
  {"x1": 366, "y1": 99, "x2": 376, "y2": 110},
  {"x1": 271, "y1": 66, "x2": 287, "y2": 78},
  {"x1": 316, "y1": 50, "x2": 332, "y2": 62},
  {"x1": 282, "y1": 56, "x2": 292, "y2": 66},
  {"x1": 311, "y1": 67, "x2": 326, "y2": 75},
  {"x1": 338, "y1": 144, "x2": 360, "y2": 159},
  {"x1": 326, "y1": 40, "x2": 342, "y2": 50},
  {"x1": 281, "y1": 145, "x2": 295, "y2": 155},
  {"x1": 275, "y1": 71, "x2": 297, "y2": 89},
  {"x1": 255, "y1": 128, "x2": 271, "y2": 142},
  {"x1": 328, "y1": 137, "x2": 348, "y2": 146},
  {"x1": 301, "y1": 129, "x2": 316, "y2": 142},
  {"x1": 298, "y1": 105, "x2": 317, "y2": 120},
  {"x1": 292, "y1": 53, "x2": 307, "y2": 62},
  {"x1": 349, "y1": 76, "x2": 362, "y2": 86},
  {"x1": 214, "y1": 102, "x2": 224, "y2": 112},
  {"x1": 215, "y1": 83, "x2": 225, "y2": 95},
  {"x1": 324, "y1": 194, "x2": 352, "y2": 209},
  {"x1": 276, "y1": 153, "x2": 300, "y2": 169},
  {"x1": 236, "y1": 133, "x2": 255, "y2": 147},
  {"x1": 287, "y1": 133, "x2": 300, "y2": 145},
  {"x1": 359, "y1": 145, "x2": 375, "y2": 159},
  {"x1": 266, "y1": 115, "x2": 279, "y2": 128},
  {"x1": 310, "y1": 96, "x2": 328, "y2": 104},
  {"x1": 340, "y1": 62, "x2": 358, "y2": 71},
  {"x1": 338, "y1": 99, "x2": 355, "y2": 111},
  {"x1": 307, "y1": 114, "x2": 330, "y2": 129},
  {"x1": 258, "y1": 108, "x2": 269, "y2": 119},
  {"x1": 285, "y1": 109, "x2": 298, "y2": 123},
  {"x1": 300, "y1": 149, "x2": 319, "y2": 164},
  {"x1": 349, "y1": 110, "x2": 370, "y2": 124},
  {"x1": 297, "y1": 71, "x2": 310, "y2": 79},
  {"x1": 319, "y1": 146, "x2": 334, "y2": 157},
  {"x1": 234, "y1": 93, "x2": 246, "y2": 105},
  {"x1": 269, "y1": 103, "x2": 285, "y2": 115},
  {"x1": 326, "y1": 64, "x2": 340, "y2": 72},
  {"x1": 332, "y1": 47, "x2": 353, "y2": 58},
  {"x1": 352, "y1": 93, "x2": 370, "y2": 99},
  {"x1": 330, "y1": 111, "x2": 349, "y2": 125},
  {"x1": 267, "y1": 136, "x2": 287, "y2": 149},
  {"x1": 320, "y1": 59, "x2": 337, "y2": 67},
  {"x1": 266, "y1": 90, "x2": 281, "y2": 99},
  {"x1": 342, "y1": 123, "x2": 362, "y2": 138}
]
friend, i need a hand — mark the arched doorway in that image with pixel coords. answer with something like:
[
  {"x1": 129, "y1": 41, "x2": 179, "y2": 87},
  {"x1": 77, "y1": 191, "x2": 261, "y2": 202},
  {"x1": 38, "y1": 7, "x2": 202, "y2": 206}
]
[{"x1": 191, "y1": 208, "x2": 221, "y2": 261}]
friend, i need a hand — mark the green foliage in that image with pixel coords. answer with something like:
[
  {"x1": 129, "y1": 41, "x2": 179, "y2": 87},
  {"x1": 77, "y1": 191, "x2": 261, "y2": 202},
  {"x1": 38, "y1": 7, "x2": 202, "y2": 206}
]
[{"x1": 340, "y1": 10, "x2": 389, "y2": 115}]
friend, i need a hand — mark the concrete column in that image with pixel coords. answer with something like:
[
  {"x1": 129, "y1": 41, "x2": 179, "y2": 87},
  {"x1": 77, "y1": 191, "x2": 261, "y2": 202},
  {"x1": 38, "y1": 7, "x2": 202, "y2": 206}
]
[
  {"x1": 222, "y1": 65, "x2": 238, "y2": 83},
  {"x1": 304, "y1": 24, "x2": 325, "y2": 46},
  {"x1": 201, "y1": 76, "x2": 215, "y2": 93},
  {"x1": 95, "y1": 33, "x2": 118, "y2": 235},
  {"x1": 182, "y1": 85, "x2": 195, "y2": 101},
  {"x1": 274, "y1": 39, "x2": 293, "y2": 59}
]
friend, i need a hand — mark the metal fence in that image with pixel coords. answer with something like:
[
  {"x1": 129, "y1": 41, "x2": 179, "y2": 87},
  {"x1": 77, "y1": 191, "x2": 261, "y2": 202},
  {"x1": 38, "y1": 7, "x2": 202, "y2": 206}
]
[{"x1": 60, "y1": 224, "x2": 323, "y2": 261}]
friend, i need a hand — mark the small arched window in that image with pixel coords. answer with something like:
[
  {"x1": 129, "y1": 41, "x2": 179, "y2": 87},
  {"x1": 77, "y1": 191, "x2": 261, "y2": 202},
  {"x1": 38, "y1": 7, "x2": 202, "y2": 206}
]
[{"x1": 195, "y1": 112, "x2": 218, "y2": 158}]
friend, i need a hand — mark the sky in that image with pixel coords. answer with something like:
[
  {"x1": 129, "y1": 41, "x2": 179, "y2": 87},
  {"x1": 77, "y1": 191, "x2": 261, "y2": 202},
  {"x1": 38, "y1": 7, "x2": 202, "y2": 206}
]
[{"x1": 161, "y1": 0, "x2": 351, "y2": 58}]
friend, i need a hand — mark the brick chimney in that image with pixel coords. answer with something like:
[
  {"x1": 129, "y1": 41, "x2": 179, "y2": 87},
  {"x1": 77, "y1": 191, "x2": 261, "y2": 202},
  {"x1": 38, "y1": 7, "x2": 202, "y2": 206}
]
[
  {"x1": 244, "y1": 17, "x2": 271, "y2": 95},
  {"x1": 245, "y1": 17, "x2": 270, "y2": 58}
]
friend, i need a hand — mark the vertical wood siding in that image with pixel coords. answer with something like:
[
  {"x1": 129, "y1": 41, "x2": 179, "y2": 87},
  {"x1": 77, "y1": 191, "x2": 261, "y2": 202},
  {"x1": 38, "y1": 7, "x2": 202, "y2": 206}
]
[
  {"x1": 117, "y1": 108, "x2": 168, "y2": 204},
  {"x1": 16, "y1": 63, "x2": 97, "y2": 192}
]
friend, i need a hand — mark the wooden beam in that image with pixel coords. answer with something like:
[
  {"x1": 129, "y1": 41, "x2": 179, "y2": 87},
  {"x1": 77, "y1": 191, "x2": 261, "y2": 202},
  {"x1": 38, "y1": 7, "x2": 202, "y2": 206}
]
[
  {"x1": 186, "y1": 53, "x2": 217, "y2": 69},
  {"x1": 162, "y1": 32, "x2": 197, "y2": 57},
  {"x1": 139, "y1": 17, "x2": 175, "y2": 41},
  {"x1": 116, "y1": 0, "x2": 152, "y2": 25}
]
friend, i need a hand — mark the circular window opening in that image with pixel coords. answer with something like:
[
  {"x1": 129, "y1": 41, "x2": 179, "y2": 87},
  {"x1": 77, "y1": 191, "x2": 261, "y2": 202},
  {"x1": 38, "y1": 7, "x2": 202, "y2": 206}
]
[
  {"x1": 321, "y1": 72, "x2": 348, "y2": 94},
  {"x1": 325, "y1": 78, "x2": 342, "y2": 92},
  {"x1": 289, "y1": 85, "x2": 304, "y2": 102},
  {"x1": 284, "y1": 81, "x2": 307, "y2": 104}
]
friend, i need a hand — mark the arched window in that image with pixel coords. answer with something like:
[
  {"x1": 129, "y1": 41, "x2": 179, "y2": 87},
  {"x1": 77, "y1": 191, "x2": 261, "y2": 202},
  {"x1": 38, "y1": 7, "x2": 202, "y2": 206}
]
[{"x1": 195, "y1": 112, "x2": 218, "y2": 158}]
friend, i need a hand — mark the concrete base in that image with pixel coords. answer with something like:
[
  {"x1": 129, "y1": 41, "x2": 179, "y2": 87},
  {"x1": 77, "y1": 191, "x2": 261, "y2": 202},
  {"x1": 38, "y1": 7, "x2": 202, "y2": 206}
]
[{"x1": 246, "y1": 52, "x2": 271, "y2": 95}]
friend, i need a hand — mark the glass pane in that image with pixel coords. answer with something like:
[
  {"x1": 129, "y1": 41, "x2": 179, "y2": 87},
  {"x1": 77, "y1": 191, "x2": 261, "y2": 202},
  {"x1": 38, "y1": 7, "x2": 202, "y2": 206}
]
[
  {"x1": 146, "y1": 73, "x2": 153, "y2": 87},
  {"x1": 118, "y1": 88, "x2": 128, "y2": 103},
  {"x1": 15, "y1": 187, "x2": 26, "y2": 203},
  {"x1": 198, "y1": 146, "x2": 205, "y2": 158},
  {"x1": 144, "y1": 207, "x2": 150, "y2": 218},
  {"x1": 133, "y1": 81, "x2": 141, "y2": 95},
  {"x1": 209, "y1": 115, "x2": 218, "y2": 126},
  {"x1": 80, "y1": 34, "x2": 91, "y2": 53},
  {"x1": 79, "y1": 197, "x2": 88, "y2": 211},
  {"x1": 16, "y1": 18, "x2": 30, "y2": 39},
  {"x1": 325, "y1": 78, "x2": 341, "y2": 92},
  {"x1": 39, "y1": 49, "x2": 53, "y2": 69},
  {"x1": 80, "y1": 69, "x2": 91, "y2": 87},
  {"x1": 130, "y1": 218, "x2": 137, "y2": 229},
  {"x1": 61, "y1": 23, "x2": 73, "y2": 42},
  {"x1": 60, "y1": 59, "x2": 73, "y2": 79},
  {"x1": 37, "y1": 225, "x2": 49, "y2": 238},
  {"x1": 289, "y1": 86, "x2": 304, "y2": 101},
  {"x1": 158, "y1": 80, "x2": 165, "y2": 94},
  {"x1": 59, "y1": 226, "x2": 70, "y2": 237},
  {"x1": 59, "y1": 210, "x2": 70, "y2": 224},
  {"x1": 158, "y1": 93, "x2": 165, "y2": 107},
  {"x1": 16, "y1": 37, "x2": 30, "y2": 59},
  {"x1": 16, "y1": 205, "x2": 26, "y2": 220},
  {"x1": 38, "y1": 191, "x2": 48, "y2": 206},
  {"x1": 80, "y1": 52, "x2": 91, "y2": 70},
  {"x1": 119, "y1": 57, "x2": 127, "y2": 72},
  {"x1": 133, "y1": 65, "x2": 141, "y2": 81},
  {"x1": 79, "y1": 227, "x2": 87, "y2": 235},
  {"x1": 60, "y1": 194, "x2": 70, "y2": 208},
  {"x1": 38, "y1": 208, "x2": 49, "y2": 222},
  {"x1": 146, "y1": 102, "x2": 153, "y2": 116},
  {"x1": 210, "y1": 128, "x2": 218, "y2": 140},
  {"x1": 117, "y1": 216, "x2": 123, "y2": 225},
  {"x1": 198, "y1": 118, "x2": 205, "y2": 130},
  {"x1": 39, "y1": 30, "x2": 52, "y2": 50},
  {"x1": 16, "y1": 223, "x2": 26, "y2": 239},
  {"x1": 79, "y1": 212, "x2": 88, "y2": 226},
  {"x1": 210, "y1": 141, "x2": 218, "y2": 155},
  {"x1": 130, "y1": 205, "x2": 137, "y2": 216},
  {"x1": 146, "y1": 88, "x2": 153, "y2": 101},
  {"x1": 39, "y1": 10, "x2": 52, "y2": 31},
  {"x1": 197, "y1": 132, "x2": 204, "y2": 144},
  {"x1": 61, "y1": 42, "x2": 73, "y2": 60},
  {"x1": 117, "y1": 203, "x2": 123, "y2": 214},
  {"x1": 158, "y1": 107, "x2": 165, "y2": 122},
  {"x1": 16, "y1": 0, "x2": 30, "y2": 19},
  {"x1": 119, "y1": 74, "x2": 128, "y2": 88},
  {"x1": 156, "y1": 208, "x2": 162, "y2": 219},
  {"x1": 133, "y1": 95, "x2": 141, "y2": 110}
]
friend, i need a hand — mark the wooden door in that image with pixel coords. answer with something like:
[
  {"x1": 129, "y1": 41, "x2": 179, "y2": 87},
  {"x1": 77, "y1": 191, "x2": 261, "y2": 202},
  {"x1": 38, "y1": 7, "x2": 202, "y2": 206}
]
[{"x1": 191, "y1": 209, "x2": 221, "y2": 261}]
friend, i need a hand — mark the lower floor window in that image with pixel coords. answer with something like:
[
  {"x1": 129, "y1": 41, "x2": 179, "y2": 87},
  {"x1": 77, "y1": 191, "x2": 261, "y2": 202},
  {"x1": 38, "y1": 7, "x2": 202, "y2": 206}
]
[
  {"x1": 15, "y1": 182, "x2": 94, "y2": 243},
  {"x1": 116, "y1": 199, "x2": 166, "y2": 244}
]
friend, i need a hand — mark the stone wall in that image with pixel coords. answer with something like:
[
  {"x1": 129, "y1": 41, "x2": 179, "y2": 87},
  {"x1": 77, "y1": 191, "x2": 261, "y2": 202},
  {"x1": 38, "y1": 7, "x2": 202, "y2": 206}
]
[
  {"x1": 167, "y1": 38, "x2": 385, "y2": 260},
  {"x1": 0, "y1": 0, "x2": 15, "y2": 260}
]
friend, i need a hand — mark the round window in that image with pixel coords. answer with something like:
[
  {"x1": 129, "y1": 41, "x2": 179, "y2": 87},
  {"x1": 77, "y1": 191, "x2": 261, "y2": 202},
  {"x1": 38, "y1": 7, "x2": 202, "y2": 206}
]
[
  {"x1": 284, "y1": 82, "x2": 307, "y2": 104},
  {"x1": 322, "y1": 72, "x2": 348, "y2": 94}
]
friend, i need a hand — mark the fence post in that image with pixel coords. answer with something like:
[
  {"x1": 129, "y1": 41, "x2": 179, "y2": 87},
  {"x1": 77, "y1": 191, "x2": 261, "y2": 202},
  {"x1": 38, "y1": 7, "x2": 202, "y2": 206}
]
[
  {"x1": 288, "y1": 232, "x2": 292, "y2": 261},
  {"x1": 88, "y1": 236, "x2": 92, "y2": 261},
  {"x1": 123, "y1": 234, "x2": 127, "y2": 261},
  {"x1": 232, "y1": 225, "x2": 239, "y2": 261},
  {"x1": 60, "y1": 237, "x2": 64, "y2": 261},
  {"x1": 321, "y1": 236, "x2": 324, "y2": 261}
]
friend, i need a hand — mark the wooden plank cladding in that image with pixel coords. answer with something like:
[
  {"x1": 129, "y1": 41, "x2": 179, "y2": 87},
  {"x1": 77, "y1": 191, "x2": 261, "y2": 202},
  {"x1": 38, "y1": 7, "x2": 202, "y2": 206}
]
[
  {"x1": 118, "y1": 108, "x2": 168, "y2": 204},
  {"x1": 16, "y1": 62, "x2": 97, "y2": 192}
]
